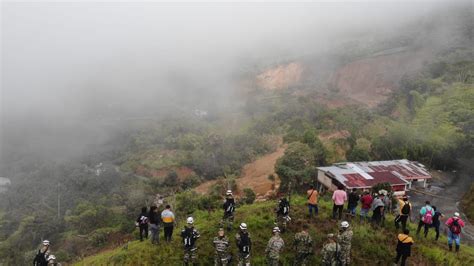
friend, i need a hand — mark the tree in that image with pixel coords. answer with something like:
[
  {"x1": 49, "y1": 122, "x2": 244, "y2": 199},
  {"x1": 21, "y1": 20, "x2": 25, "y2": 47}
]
[
  {"x1": 242, "y1": 188, "x2": 256, "y2": 204},
  {"x1": 275, "y1": 142, "x2": 317, "y2": 192}
]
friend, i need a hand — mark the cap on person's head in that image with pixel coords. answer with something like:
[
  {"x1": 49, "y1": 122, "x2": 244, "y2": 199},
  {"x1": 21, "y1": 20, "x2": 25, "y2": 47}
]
[
  {"x1": 454, "y1": 212, "x2": 460, "y2": 217},
  {"x1": 327, "y1": 233, "x2": 335, "y2": 239},
  {"x1": 309, "y1": 184, "x2": 314, "y2": 189},
  {"x1": 273, "y1": 227, "x2": 280, "y2": 233},
  {"x1": 302, "y1": 223, "x2": 309, "y2": 230},
  {"x1": 352, "y1": 188, "x2": 357, "y2": 192},
  {"x1": 47, "y1": 255, "x2": 56, "y2": 261},
  {"x1": 43, "y1": 240, "x2": 50, "y2": 246},
  {"x1": 340, "y1": 221, "x2": 350, "y2": 228},
  {"x1": 432, "y1": 206, "x2": 437, "y2": 211},
  {"x1": 403, "y1": 229, "x2": 410, "y2": 235},
  {"x1": 425, "y1": 201, "x2": 430, "y2": 205},
  {"x1": 166, "y1": 204, "x2": 171, "y2": 209},
  {"x1": 226, "y1": 190, "x2": 232, "y2": 196},
  {"x1": 187, "y1": 217, "x2": 194, "y2": 224},
  {"x1": 403, "y1": 196, "x2": 409, "y2": 201},
  {"x1": 240, "y1": 223, "x2": 248, "y2": 230}
]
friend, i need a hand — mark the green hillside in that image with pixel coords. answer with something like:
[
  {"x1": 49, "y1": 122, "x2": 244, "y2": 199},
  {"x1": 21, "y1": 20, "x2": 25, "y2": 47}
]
[{"x1": 76, "y1": 196, "x2": 474, "y2": 265}]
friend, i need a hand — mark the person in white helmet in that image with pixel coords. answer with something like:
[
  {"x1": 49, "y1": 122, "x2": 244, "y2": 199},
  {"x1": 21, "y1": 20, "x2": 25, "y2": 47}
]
[
  {"x1": 33, "y1": 240, "x2": 50, "y2": 266},
  {"x1": 265, "y1": 227, "x2": 284, "y2": 266},
  {"x1": 181, "y1": 217, "x2": 200, "y2": 265},
  {"x1": 445, "y1": 212, "x2": 465, "y2": 252},
  {"x1": 337, "y1": 221, "x2": 353, "y2": 266},
  {"x1": 235, "y1": 223, "x2": 252, "y2": 266},
  {"x1": 221, "y1": 190, "x2": 236, "y2": 231}
]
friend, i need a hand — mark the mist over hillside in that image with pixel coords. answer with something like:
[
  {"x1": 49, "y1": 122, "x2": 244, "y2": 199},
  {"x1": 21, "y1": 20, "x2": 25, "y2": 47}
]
[{"x1": 1, "y1": 1, "x2": 473, "y2": 264}]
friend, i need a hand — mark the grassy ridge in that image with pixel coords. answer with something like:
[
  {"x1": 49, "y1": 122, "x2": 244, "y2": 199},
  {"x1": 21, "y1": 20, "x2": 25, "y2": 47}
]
[{"x1": 76, "y1": 196, "x2": 474, "y2": 265}]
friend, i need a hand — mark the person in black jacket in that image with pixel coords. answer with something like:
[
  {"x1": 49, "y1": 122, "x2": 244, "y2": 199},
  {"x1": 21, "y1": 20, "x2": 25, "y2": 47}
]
[
  {"x1": 431, "y1": 206, "x2": 444, "y2": 241},
  {"x1": 33, "y1": 240, "x2": 50, "y2": 266},
  {"x1": 136, "y1": 207, "x2": 149, "y2": 241},
  {"x1": 221, "y1": 190, "x2": 236, "y2": 231},
  {"x1": 347, "y1": 188, "x2": 359, "y2": 218},
  {"x1": 394, "y1": 229, "x2": 414, "y2": 266},
  {"x1": 149, "y1": 205, "x2": 160, "y2": 244}
]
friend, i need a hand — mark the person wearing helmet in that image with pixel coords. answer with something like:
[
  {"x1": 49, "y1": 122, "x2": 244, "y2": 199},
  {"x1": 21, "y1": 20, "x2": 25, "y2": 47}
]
[
  {"x1": 181, "y1": 216, "x2": 200, "y2": 265},
  {"x1": 221, "y1": 190, "x2": 236, "y2": 232},
  {"x1": 33, "y1": 240, "x2": 50, "y2": 266},
  {"x1": 337, "y1": 221, "x2": 353, "y2": 266},
  {"x1": 213, "y1": 228, "x2": 231, "y2": 265},
  {"x1": 47, "y1": 254, "x2": 61, "y2": 266},
  {"x1": 445, "y1": 212, "x2": 465, "y2": 252},
  {"x1": 235, "y1": 223, "x2": 252, "y2": 266},
  {"x1": 265, "y1": 227, "x2": 284, "y2": 266},
  {"x1": 293, "y1": 223, "x2": 313, "y2": 266},
  {"x1": 321, "y1": 234, "x2": 342, "y2": 266},
  {"x1": 275, "y1": 197, "x2": 290, "y2": 232}
]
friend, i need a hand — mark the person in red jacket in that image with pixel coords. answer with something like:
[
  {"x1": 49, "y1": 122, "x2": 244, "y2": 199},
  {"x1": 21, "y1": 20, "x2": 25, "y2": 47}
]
[
  {"x1": 359, "y1": 191, "x2": 373, "y2": 223},
  {"x1": 445, "y1": 212, "x2": 465, "y2": 252}
]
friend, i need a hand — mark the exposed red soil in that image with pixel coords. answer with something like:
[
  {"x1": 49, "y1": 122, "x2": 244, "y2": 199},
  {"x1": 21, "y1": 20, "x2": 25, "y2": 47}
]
[
  {"x1": 329, "y1": 49, "x2": 431, "y2": 108},
  {"x1": 195, "y1": 146, "x2": 286, "y2": 198},
  {"x1": 256, "y1": 62, "x2": 304, "y2": 91}
]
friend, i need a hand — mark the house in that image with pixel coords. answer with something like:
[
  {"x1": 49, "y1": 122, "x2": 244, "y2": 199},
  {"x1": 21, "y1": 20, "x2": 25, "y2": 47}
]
[{"x1": 317, "y1": 159, "x2": 432, "y2": 195}]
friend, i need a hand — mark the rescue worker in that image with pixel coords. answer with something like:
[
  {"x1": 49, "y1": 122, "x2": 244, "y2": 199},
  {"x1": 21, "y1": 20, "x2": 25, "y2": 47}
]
[
  {"x1": 445, "y1": 212, "x2": 465, "y2": 252},
  {"x1": 416, "y1": 201, "x2": 434, "y2": 237},
  {"x1": 46, "y1": 254, "x2": 61, "y2": 266},
  {"x1": 293, "y1": 224, "x2": 313, "y2": 266},
  {"x1": 236, "y1": 223, "x2": 252, "y2": 266},
  {"x1": 221, "y1": 190, "x2": 236, "y2": 232},
  {"x1": 33, "y1": 240, "x2": 50, "y2": 266},
  {"x1": 337, "y1": 221, "x2": 353, "y2": 266},
  {"x1": 321, "y1": 234, "x2": 341, "y2": 266},
  {"x1": 161, "y1": 205, "x2": 175, "y2": 242},
  {"x1": 181, "y1": 217, "x2": 200, "y2": 266},
  {"x1": 394, "y1": 229, "x2": 414, "y2": 266},
  {"x1": 275, "y1": 197, "x2": 290, "y2": 232},
  {"x1": 213, "y1": 228, "x2": 231, "y2": 266},
  {"x1": 395, "y1": 196, "x2": 411, "y2": 232},
  {"x1": 265, "y1": 227, "x2": 285, "y2": 266}
]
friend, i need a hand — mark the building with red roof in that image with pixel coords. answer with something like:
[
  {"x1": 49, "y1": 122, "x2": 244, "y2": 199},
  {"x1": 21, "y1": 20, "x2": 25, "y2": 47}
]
[{"x1": 317, "y1": 159, "x2": 431, "y2": 195}]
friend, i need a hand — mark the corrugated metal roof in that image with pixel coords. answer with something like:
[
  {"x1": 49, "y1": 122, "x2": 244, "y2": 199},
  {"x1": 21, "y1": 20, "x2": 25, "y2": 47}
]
[{"x1": 317, "y1": 159, "x2": 431, "y2": 189}]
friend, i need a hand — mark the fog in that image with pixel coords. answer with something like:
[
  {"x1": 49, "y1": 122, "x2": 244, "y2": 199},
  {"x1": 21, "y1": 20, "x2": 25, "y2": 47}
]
[{"x1": 0, "y1": 1, "x2": 470, "y2": 169}]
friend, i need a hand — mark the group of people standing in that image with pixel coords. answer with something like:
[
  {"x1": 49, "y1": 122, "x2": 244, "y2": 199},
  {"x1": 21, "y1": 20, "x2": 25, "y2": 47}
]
[{"x1": 135, "y1": 204, "x2": 176, "y2": 244}]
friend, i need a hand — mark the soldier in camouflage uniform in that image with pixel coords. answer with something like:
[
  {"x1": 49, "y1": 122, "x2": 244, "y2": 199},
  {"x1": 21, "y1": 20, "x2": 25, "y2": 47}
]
[
  {"x1": 235, "y1": 223, "x2": 252, "y2": 266},
  {"x1": 337, "y1": 221, "x2": 353, "y2": 266},
  {"x1": 293, "y1": 224, "x2": 313, "y2": 266},
  {"x1": 265, "y1": 227, "x2": 285, "y2": 266},
  {"x1": 213, "y1": 228, "x2": 230, "y2": 266},
  {"x1": 221, "y1": 190, "x2": 236, "y2": 232},
  {"x1": 181, "y1": 217, "x2": 200, "y2": 266},
  {"x1": 321, "y1": 234, "x2": 341, "y2": 266}
]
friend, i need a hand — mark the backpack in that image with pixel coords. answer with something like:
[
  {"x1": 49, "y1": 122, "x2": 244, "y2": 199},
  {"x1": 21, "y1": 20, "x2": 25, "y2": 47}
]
[
  {"x1": 139, "y1": 215, "x2": 148, "y2": 225},
  {"x1": 182, "y1": 227, "x2": 197, "y2": 248},
  {"x1": 238, "y1": 232, "x2": 251, "y2": 254},
  {"x1": 450, "y1": 219, "x2": 462, "y2": 234},
  {"x1": 422, "y1": 208, "x2": 433, "y2": 224},
  {"x1": 401, "y1": 202, "x2": 410, "y2": 215},
  {"x1": 34, "y1": 248, "x2": 48, "y2": 266}
]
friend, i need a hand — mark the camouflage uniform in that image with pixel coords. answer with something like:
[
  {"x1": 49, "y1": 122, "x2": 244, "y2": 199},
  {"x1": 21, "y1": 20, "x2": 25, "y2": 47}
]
[
  {"x1": 181, "y1": 226, "x2": 200, "y2": 266},
  {"x1": 236, "y1": 231, "x2": 251, "y2": 266},
  {"x1": 294, "y1": 230, "x2": 313, "y2": 266},
  {"x1": 275, "y1": 199, "x2": 290, "y2": 232},
  {"x1": 321, "y1": 242, "x2": 341, "y2": 266},
  {"x1": 213, "y1": 236, "x2": 230, "y2": 266},
  {"x1": 337, "y1": 228, "x2": 353, "y2": 266},
  {"x1": 265, "y1": 234, "x2": 285, "y2": 266}
]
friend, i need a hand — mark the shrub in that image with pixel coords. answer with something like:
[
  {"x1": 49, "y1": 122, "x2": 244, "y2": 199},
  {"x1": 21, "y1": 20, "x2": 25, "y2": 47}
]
[{"x1": 242, "y1": 188, "x2": 256, "y2": 204}]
